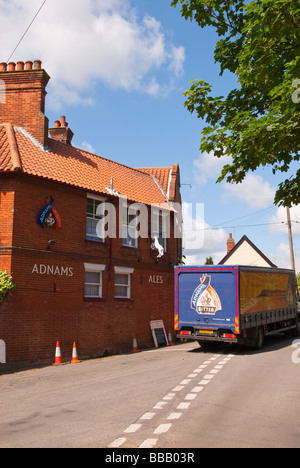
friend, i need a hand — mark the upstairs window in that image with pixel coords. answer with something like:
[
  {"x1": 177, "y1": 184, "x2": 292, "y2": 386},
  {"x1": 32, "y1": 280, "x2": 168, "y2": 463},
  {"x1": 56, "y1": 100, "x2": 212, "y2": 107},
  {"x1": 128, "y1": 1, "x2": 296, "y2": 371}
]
[
  {"x1": 122, "y1": 205, "x2": 138, "y2": 248},
  {"x1": 86, "y1": 196, "x2": 105, "y2": 242},
  {"x1": 152, "y1": 211, "x2": 168, "y2": 252}
]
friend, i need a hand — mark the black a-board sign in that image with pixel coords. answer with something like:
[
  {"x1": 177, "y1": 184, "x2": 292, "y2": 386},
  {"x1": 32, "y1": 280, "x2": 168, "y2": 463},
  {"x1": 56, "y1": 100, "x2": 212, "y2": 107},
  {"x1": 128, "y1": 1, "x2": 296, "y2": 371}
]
[{"x1": 150, "y1": 320, "x2": 169, "y2": 347}]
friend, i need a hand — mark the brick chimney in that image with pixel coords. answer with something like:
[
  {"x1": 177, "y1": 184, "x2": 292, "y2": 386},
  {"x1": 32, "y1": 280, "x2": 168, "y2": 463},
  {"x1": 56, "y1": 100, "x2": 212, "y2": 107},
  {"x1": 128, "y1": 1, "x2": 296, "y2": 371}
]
[
  {"x1": 49, "y1": 116, "x2": 74, "y2": 145},
  {"x1": 227, "y1": 233, "x2": 235, "y2": 253},
  {"x1": 0, "y1": 60, "x2": 50, "y2": 148}
]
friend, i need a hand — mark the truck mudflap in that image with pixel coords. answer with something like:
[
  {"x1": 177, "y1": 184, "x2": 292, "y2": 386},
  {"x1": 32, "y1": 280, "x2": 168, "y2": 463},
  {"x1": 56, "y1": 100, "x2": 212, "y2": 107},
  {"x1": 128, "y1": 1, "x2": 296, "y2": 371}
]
[{"x1": 177, "y1": 328, "x2": 238, "y2": 343}]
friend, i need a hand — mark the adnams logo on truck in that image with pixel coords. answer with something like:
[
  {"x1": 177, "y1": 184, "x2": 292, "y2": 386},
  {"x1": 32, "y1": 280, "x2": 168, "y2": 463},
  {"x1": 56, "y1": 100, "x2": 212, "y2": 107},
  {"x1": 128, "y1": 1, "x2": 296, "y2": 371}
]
[{"x1": 191, "y1": 274, "x2": 222, "y2": 315}]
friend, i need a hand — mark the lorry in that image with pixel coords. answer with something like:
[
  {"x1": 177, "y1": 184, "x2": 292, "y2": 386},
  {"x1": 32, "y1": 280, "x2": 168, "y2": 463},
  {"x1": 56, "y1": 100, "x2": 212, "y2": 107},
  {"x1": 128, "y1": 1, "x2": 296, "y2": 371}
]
[{"x1": 174, "y1": 265, "x2": 299, "y2": 349}]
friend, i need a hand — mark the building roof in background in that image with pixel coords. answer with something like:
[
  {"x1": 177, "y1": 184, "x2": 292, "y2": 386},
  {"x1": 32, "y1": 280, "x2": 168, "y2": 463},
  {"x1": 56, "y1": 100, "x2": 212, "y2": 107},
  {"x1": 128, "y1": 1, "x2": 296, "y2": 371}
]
[{"x1": 219, "y1": 234, "x2": 277, "y2": 267}]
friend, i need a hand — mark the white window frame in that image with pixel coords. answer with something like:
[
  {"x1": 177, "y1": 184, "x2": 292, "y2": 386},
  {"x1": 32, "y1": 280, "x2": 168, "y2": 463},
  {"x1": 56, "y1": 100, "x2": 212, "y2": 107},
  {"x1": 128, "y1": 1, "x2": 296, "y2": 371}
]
[
  {"x1": 86, "y1": 194, "x2": 106, "y2": 242},
  {"x1": 84, "y1": 263, "x2": 106, "y2": 298},
  {"x1": 152, "y1": 210, "x2": 168, "y2": 253},
  {"x1": 114, "y1": 266, "x2": 134, "y2": 299},
  {"x1": 122, "y1": 205, "x2": 139, "y2": 248}
]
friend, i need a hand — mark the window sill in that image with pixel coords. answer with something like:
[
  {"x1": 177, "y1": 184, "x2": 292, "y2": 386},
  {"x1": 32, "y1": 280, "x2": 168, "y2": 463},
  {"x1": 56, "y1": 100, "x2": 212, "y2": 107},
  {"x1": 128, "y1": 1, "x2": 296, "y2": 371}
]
[
  {"x1": 85, "y1": 238, "x2": 106, "y2": 245},
  {"x1": 84, "y1": 297, "x2": 105, "y2": 302},
  {"x1": 114, "y1": 297, "x2": 134, "y2": 302}
]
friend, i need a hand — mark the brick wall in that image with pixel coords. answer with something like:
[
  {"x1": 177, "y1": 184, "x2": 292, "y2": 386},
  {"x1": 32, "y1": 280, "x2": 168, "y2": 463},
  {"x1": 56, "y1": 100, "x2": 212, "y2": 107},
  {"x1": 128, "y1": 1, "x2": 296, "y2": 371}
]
[
  {"x1": 0, "y1": 178, "x2": 15, "y2": 272},
  {"x1": 0, "y1": 174, "x2": 178, "y2": 367}
]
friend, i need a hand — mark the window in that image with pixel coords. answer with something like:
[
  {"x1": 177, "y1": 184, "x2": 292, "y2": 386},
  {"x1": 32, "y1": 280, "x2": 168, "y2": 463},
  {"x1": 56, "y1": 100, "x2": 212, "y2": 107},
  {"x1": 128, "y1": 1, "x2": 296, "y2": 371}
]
[
  {"x1": 122, "y1": 205, "x2": 138, "y2": 248},
  {"x1": 84, "y1": 263, "x2": 105, "y2": 298},
  {"x1": 114, "y1": 267, "x2": 134, "y2": 299},
  {"x1": 152, "y1": 211, "x2": 168, "y2": 252},
  {"x1": 86, "y1": 196, "x2": 105, "y2": 242}
]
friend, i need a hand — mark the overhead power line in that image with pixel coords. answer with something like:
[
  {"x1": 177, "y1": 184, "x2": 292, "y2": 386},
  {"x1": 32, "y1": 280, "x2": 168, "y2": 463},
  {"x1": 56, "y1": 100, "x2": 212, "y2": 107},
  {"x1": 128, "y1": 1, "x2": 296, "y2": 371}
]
[
  {"x1": 192, "y1": 222, "x2": 284, "y2": 232},
  {"x1": 7, "y1": 0, "x2": 47, "y2": 63}
]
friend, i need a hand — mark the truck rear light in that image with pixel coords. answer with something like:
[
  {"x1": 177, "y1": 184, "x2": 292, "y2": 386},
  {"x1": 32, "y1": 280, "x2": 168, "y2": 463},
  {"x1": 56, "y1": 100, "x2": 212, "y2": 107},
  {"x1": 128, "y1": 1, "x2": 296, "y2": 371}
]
[
  {"x1": 179, "y1": 330, "x2": 191, "y2": 335},
  {"x1": 223, "y1": 333, "x2": 236, "y2": 339}
]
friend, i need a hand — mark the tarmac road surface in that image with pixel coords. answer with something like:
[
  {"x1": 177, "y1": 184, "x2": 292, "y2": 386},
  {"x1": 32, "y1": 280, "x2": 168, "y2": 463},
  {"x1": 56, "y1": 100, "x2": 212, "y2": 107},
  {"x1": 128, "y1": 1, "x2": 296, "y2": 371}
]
[{"x1": 0, "y1": 335, "x2": 300, "y2": 448}]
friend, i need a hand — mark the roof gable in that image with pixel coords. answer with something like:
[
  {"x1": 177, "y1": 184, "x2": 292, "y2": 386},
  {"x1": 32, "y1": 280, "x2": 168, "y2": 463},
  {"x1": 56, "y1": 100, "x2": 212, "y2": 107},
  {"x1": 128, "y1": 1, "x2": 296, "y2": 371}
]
[{"x1": 219, "y1": 235, "x2": 277, "y2": 267}]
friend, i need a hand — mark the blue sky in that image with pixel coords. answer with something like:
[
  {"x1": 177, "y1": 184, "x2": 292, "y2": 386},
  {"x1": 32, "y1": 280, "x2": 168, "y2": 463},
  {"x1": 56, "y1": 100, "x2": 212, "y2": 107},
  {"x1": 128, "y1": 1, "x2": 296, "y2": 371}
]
[{"x1": 0, "y1": 0, "x2": 299, "y2": 269}]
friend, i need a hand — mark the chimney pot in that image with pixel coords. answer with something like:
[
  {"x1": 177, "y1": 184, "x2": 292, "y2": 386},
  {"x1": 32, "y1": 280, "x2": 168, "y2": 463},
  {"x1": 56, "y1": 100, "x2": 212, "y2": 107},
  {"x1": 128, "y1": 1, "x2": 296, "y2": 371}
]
[
  {"x1": 8, "y1": 62, "x2": 16, "y2": 71},
  {"x1": 0, "y1": 62, "x2": 7, "y2": 72},
  {"x1": 54, "y1": 120, "x2": 61, "y2": 128},
  {"x1": 25, "y1": 61, "x2": 33, "y2": 70},
  {"x1": 34, "y1": 60, "x2": 42, "y2": 70},
  {"x1": 60, "y1": 116, "x2": 66, "y2": 127},
  {"x1": 17, "y1": 61, "x2": 25, "y2": 71}
]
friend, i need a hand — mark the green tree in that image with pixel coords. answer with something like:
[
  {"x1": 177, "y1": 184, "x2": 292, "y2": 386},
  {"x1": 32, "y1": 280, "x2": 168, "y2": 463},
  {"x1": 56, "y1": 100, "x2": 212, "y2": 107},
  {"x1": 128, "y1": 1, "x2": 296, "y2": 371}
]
[
  {"x1": 172, "y1": 0, "x2": 300, "y2": 206},
  {"x1": 205, "y1": 256, "x2": 214, "y2": 264},
  {"x1": 0, "y1": 271, "x2": 15, "y2": 304}
]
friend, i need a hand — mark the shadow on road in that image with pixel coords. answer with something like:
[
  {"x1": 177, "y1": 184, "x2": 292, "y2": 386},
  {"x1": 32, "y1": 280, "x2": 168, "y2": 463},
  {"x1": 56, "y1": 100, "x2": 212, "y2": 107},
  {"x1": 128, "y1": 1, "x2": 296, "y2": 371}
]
[{"x1": 187, "y1": 333, "x2": 296, "y2": 356}]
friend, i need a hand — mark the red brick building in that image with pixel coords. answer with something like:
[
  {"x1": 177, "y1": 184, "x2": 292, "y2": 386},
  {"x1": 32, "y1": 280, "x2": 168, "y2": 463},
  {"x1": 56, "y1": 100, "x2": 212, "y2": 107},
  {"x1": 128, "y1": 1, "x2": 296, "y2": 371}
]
[{"x1": 0, "y1": 60, "x2": 182, "y2": 368}]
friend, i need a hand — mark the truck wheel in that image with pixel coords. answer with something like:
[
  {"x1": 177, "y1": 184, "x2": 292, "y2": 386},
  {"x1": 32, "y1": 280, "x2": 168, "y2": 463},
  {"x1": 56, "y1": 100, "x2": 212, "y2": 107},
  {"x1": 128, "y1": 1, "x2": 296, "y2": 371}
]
[{"x1": 256, "y1": 327, "x2": 265, "y2": 350}]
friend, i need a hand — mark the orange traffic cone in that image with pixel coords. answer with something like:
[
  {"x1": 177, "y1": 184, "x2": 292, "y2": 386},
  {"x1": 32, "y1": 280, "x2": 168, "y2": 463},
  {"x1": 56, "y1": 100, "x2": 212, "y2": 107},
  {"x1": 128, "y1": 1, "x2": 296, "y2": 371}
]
[
  {"x1": 168, "y1": 329, "x2": 174, "y2": 346},
  {"x1": 131, "y1": 334, "x2": 140, "y2": 353},
  {"x1": 71, "y1": 342, "x2": 81, "y2": 364},
  {"x1": 55, "y1": 341, "x2": 62, "y2": 365}
]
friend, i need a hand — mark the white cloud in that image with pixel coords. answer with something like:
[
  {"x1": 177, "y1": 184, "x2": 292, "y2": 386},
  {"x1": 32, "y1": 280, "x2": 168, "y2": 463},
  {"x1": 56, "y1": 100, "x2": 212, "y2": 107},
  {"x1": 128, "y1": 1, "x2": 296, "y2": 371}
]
[
  {"x1": 193, "y1": 152, "x2": 275, "y2": 208},
  {"x1": 267, "y1": 243, "x2": 300, "y2": 271},
  {"x1": 268, "y1": 205, "x2": 300, "y2": 237},
  {"x1": 223, "y1": 173, "x2": 275, "y2": 208},
  {"x1": 193, "y1": 151, "x2": 232, "y2": 186},
  {"x1": 0, "y1": 0, "x2": 185, "y2": 109},
  {"x1": 81, "y1": 141, "x2": 96, "y2": 153},
  {"x1": 182, "y1": 201, "x2": 227, "y2": 265}
]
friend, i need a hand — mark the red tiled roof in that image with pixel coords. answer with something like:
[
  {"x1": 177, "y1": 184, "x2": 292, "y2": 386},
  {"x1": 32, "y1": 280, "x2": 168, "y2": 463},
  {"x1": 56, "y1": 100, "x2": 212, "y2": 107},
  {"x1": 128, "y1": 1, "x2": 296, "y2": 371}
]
[
  {"x1": 136, "y1": 167, "x2": 173, "y2": 198},
  {"x1": 0, "y1": 125, "x2": 174, "y2": 208},
  {"x1": 0, "y1": 126, "x2": 14, "y2": 171}
]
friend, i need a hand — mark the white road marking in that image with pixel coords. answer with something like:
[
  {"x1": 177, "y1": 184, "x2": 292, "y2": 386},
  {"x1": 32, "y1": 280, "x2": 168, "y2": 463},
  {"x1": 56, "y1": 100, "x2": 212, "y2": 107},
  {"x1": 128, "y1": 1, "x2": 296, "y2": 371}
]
[
  {"x1": 203, "y1": 374, "x2": 214, "y2": 380},
  {"x1": 140, "y1": 412, "x2": 155, "y2": 420},
  {"x1": 191, "y1": 386, "x2": 204, "y2": 393},
  {"x1": 163, "y1": 393, "x2": 175, "y2": 400},
  {"x1": 185, "y1": 393, "x2": 197, "y2": 400},
  {"x1": 108, "y1": 437, "x2": 127, "y2": 448},
  {"x1": 180, "y1": 379, "x2": 191, "y2": 385},
  {"x1": 153, "y1": 401, "x2": 168, "y2": 409},
  {"x1": 124, "y1": 424, "x2": 142, "y2": 433},
  {"x1": 172, "y1": 385, "x2": 185, "y2": 392},
  {"x1": 139, "y1": 439, "x2": 158, "y2": 448},
  {"x1": 177, "y1": 402, "x2": 191, "y2": 410},
  {"x1": 167, "y1": 412, "x2": 182, "y2": 420},
  {"x1": 154, "y1": 423, "x2": 172, "y2": 434}
]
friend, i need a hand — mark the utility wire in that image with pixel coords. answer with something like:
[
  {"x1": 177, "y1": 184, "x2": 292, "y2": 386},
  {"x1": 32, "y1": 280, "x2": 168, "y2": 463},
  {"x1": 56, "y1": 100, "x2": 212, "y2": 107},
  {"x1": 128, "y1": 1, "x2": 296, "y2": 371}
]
[{"x1": 7, "y1": 0, "x2": 47, "y2": 63}]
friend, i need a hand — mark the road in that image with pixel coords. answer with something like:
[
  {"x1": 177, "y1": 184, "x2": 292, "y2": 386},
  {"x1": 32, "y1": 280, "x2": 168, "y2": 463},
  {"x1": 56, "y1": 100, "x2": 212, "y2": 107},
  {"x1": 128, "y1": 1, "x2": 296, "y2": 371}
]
[{"x1": 0, "y1": 335, "x2": 300, "y2": 448}]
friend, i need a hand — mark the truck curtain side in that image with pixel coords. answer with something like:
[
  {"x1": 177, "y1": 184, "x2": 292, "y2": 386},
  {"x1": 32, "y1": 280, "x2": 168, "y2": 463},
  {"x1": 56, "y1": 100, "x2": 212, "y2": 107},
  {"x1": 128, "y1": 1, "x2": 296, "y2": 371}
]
[{"x1": 174, "y1": 265, "x2": 299, "y2": 349}]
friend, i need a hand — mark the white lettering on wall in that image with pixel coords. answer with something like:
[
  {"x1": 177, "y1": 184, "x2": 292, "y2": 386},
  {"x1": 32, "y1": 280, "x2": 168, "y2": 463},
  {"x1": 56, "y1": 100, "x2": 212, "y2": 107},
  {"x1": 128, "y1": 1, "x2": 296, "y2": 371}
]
[
  {"x1": 32, "y1": 264, "x2": 74, "y2": 277},
  {"x1": 148, "y1": 275, "x2": 164, "y2": 284}
]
